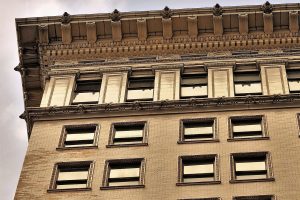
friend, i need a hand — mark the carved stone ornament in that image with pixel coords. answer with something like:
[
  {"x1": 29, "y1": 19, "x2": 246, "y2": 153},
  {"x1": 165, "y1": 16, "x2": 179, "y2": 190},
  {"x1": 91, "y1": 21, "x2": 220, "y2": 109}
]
[
  {"x1": 110, "y1": 9, "x2": 121, "y2": 21},
  {"x1": 162, "y1": 6, "x2": 172, "y2": 19},
  {"x1": 212, "y1": 4, "x2": 223, "y2": 16},
  {"x1": 61, "y1": 12, "x2": 71, "y2": 24},
  {"x1": 261, "y1": 1, "x2": 273, "y2": 14}
]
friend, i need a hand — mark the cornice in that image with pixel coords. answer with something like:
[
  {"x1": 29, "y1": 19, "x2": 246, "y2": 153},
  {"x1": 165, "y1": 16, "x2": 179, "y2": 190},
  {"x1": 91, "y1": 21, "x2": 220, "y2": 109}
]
[{"x1": 21, "y1": 94, "x2": 300, "y2": 138}]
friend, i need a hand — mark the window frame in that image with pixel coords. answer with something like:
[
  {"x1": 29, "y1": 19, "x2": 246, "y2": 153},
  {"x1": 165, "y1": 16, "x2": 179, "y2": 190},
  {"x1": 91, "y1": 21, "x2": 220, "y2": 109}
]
[
  {"x1": 233, "y1": 70, "x2": 262, "y2": 96},
  {"x1": 48, "y1": 161, "x2": 94, "y2": 192},
  {"x1": 180, "y1": 73, "x2": 208, "y2": 99},
  {"x1": 286, "y1": 68, "x2": 300, "y2": 93},
  {"x1": 126, "y1": 75, "x2": 155, "y2": 102},
  {"x1": 107, "y1": 121, "x2": 148, "y2": 148},
  {"x1": 57, "y1": 124, "x2": 99, "y2": 150},
  {"x1": 71, "y1": 78, "x2": 102, "y2": 105},
  {"x1": 230, "y1": 152, "x2": 274, "y2": 183},
  {"x1": 228, "y1": 115, "x2": 269, "y2": 141},
  {"x1": 101, "y1": 158, "x2": 146, "y2": 190},
  {"x1": 233, "y1": 195, "x2": 275, "y2": 200},
  {"x1": 178, "y1": 118, "x2": 218, "y2": 144},
  {"x1": 177, "y1": 154, "x2": 221, "y2": 186}
]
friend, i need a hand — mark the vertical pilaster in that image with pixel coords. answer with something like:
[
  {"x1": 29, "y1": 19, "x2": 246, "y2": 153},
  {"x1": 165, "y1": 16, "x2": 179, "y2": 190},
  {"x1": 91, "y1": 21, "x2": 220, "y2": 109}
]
[
  {"x1": 289, "y1": 11, "x2": 299, "y2": 33},
  {"x1": 238, "y1": 14, "x2": 248, "y2": 34},
  {"x1": 187, "y1": 16, "x2": 198, "y2": 37},
  {"x1": 137, "y1": 18, "x2": 147, "y2": 40},
  {"x1": 86, "y1": 21, "x2": 97, "y2": 43},
  {"x1": 213, "y1": 15, "x2": 223, "y2": 35},
  {"x1": 61, "y1": 23, "x2": 72, "y2": 44},
  {"x1": 38, "y1": 24, "x2": 49, "y2": 44},
  {"x1": 263, "y1": 13, "x2": 273, "y2": 34},
  {"x1": 111, "y1": 21, "x2": 122, "y2": 42},
  {"x1": 162, "y1": 18, "x2": 173, "y2": 39}
]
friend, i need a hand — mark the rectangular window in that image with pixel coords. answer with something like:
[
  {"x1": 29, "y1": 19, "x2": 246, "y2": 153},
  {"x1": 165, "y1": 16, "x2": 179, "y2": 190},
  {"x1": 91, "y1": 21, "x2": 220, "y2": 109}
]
[
  {"x1": 101, "y1": 158, "x2": 145, "y2": 189},
  {"x1": 72, "y1": 79, "x2": 101, "y2": 104},
  {"x1": 126, "y1": 76, "x2": 154, "y2": 101},
  {"x1": 229, "y1": 116, "x2": 267, "y2": 140},
  {"x1": 233, "y1": 195, "x2": 275, "y2": 200},
  {"x1": 179, "y1": 118, "x2": 217, "y2": 143},
  {"x1": 181, "y1": 74, "x2": 207, "y2": 98},
  {"x1": 177, "y1": 155, "x2": 220, "y2": 185},
  {"x1": 49, "y1": 161, "x2": 93, "y2": 191},
  {"x1": 287, "y1": 69, "x2": 300, "y2": 93},
  {"x1": 230, "y1": 152, "x2": 274, "y2": 183},
  {"x1": 234, "y1": 71, "x2": 262, "y2": 96},
  {"x1": 58, "y1": 124, "x2": 98, "y2": 149},
  {"x1": 108, "y1": 122, "x2": 147, "y2": 147}
]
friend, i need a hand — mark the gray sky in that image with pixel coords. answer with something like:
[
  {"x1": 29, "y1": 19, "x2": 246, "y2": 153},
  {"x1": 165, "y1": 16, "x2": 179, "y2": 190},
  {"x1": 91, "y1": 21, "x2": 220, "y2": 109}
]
[{"x1": 0, "y1": 0, "x2": 298, "y2": 199}]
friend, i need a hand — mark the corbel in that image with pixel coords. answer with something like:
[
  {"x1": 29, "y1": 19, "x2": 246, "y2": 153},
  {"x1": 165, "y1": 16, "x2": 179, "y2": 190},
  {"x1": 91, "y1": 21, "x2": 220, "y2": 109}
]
[
  {"x1": 261, "y1": 2, "x2": 273, "y2": 34},
  {"x1": 86, "y1": 21, "x2": 97, "y2": 43},
  {"x1": 238, "y1": 14, "x2": 248, "y2": 34},
  {"x1": 212, "y1": 4, "x2": 223, "y2": 35},
  {"x1": 187, "y1": 16, "x2": 198, "y2": 38},
  {"x1": 38, "y1": 24, "x2": 49, "y2": 44},
  {"x1": 137, "y1": 18, "x2": 147, "y2": 41},
  {"x1": 289, "y1": 11, "x2": 299, "y2": 33},
  {"x1": 110, "y1": 9, "x2": 122, "y2": 42}
]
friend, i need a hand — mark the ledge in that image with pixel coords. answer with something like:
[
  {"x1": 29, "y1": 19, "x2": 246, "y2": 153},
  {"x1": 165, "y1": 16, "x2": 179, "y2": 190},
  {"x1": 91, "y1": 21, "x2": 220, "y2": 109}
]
[
  {"x1": 229, "y1": 178, "x2": 275, "y2": 184},
  {"x1": 100, "y1": 185, "x2": 145, "y2": 190},
  {"x1": 177, "y1": 139, "x2": 220, "y2": 144},
  {"x1": 106, "y1": 143, "x2": 148, "y2": 148},
  {"x1": 21, "y1": 94, "x2": 300, "y2": 138},
  {"x1": 176, "y1": 180, "x2": 221, "y2": 186},
  {"x1": 227, "y1": 137, "x2": 270, "y2": 142},
  {"x1": 56, "y1": 146, "x2": 98, "y2": 151},
  {"x1": 47, "y1": 188, "x2": 92, "y2": 193}
]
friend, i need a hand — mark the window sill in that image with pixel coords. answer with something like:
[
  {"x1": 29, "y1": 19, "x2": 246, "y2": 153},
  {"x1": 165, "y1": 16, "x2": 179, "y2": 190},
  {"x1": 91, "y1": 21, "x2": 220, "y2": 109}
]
[
  {"x1": 47, "y1": 188, "x2": 92, "y2": 193},
  {"x1": 106, "y1": 143, "x2": 148, "y2": 148},
  {"x1": 177, "y1": 139, "x2": 219, "y2": 144},
  {"x1": 229, "y1": 178, "x2": 275, "y2": 184},
  {"x1": 176, "y1": 180, "x2": 221, "y2": 186},
  {"x1": 100, "y1": 185, "x2": 145, "y2": 190},
  {"x1": 227, "y1": 137, "x2": 269, "y2": 142},
  {"x1": 56, "y1": 146, "x2": 98, "y2": 151}
]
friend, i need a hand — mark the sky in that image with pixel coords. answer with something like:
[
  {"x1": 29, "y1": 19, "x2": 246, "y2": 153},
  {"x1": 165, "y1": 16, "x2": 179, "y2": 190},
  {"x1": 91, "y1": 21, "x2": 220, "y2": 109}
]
[{"x1": 0, "y1": 0, "x2": 299, "y2": 199}]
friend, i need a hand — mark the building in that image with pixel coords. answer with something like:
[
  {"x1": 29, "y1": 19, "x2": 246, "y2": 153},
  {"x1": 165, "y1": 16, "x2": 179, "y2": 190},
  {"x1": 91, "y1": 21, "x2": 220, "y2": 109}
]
[{"x1": 14, "y1": 2, "x2": 300, "y2": 200}]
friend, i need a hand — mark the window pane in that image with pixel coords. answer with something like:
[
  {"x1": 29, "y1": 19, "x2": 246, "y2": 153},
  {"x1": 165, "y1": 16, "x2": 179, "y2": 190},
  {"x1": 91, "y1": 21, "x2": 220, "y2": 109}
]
[
  {"x1": 115, "y1": 130, "x2": 143, "y2": 139},
  {"x1": 235, "y1": 83, "x2": 262, "y2": 95},
  {"x1": 236, "y1": 174, "x2": 267, "y2": 180},
  {"x1": 72, "y1": 92, "x2": 99, "y2": 104},
  {"x1": 66, "y1": 133, "x2": 94, "y2": 141},
  {"x1": 75, "y1": 80, "x2": 101, "y2": 92},
  {"x1": 57, "y1": 171, "x2": 89, "y2": 181},
  {"x1": 127, "y1": 89, "x2": 153, "y2": 100},
  {"x1": 109, "y1": 167, "x2": 140, "y2": 179},
  {"x1": 181, "y1": 86, "x2": 208, "y2": 97},
  {"x1": 184, "y1": 126, "x2": 213, "y2": 136},
  {"x1": 235, "y1": 161, "x2": 266, "y2": 172},
  {"x1": 184, "y1": 164, "x2": 214, "y2": 175},
  {"x1": 233, "y1": 124, "x2": 261, "y2": 133},
  {"x1": 56, "y1": 184, "x2": 87, "y2": 189},
  {"x1": 288, "y1": 80, "x2": 300, "y2": 92},
  {"x1": 183, "y1": 177, "x2": 215, "y2": 182},
  {"x1": 108, "y1": 180, "x2": 140, "y2": 186}
]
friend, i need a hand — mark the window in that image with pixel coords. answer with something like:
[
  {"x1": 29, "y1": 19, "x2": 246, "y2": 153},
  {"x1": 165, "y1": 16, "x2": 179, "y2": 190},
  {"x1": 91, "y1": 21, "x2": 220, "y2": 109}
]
[
  {"x1": 48, "y1": 161, "x2": 94, "y2": 191},
  {"x1": 126, "y1": 76, "x2": 155, "y2": 101},
  {"x1": 108, "y1": 122, "x2": 147, "y2": 147},
  {"x1": 179, "y1": 118, "x2": 217, "y2": 143},
  {"x1": 287, "y1": 69, "x2": 300, "y2": 93},
  {"x1": 181, "y1": 74, "x2": 207, "y2": 98},
  {"x1": 72, "y1": 79, "x2": 101, "y2": 104},
  {"x1": 230, "y1": 152, "x2": 274, "y2": 183},
  {"x1": 229, "y1": 116, "x2": 268, "y2": 140},
  {"x1": 58, "y1": 124, "x2": 98, "y2": 149},
  {"x1": 233, "y1": 195, "x2": 275, "y2": 200},
  {"x1": 101, "y1": 158, "x2": 145, "y2": 189},
  {"x1": 234, "y1": 71, "x2": 262, "y2": 96},
  {"x1": 177, "y1": 155, "x2": 220, "y2": 186}
]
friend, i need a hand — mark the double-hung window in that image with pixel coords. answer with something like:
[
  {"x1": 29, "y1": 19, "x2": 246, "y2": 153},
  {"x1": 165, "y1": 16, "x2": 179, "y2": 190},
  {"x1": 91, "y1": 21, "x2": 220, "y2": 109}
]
[
  {"x1": 49, "y1": 161, "x2": 94, "y2": 191},
  {"x1": 229, "y1": 116, "x2": 267, "y2": 140},
  {"x1": 181, "y1": 73, "x2": 208, "y2": 98},
  {"x1": 126, "y1": 71, "x2": 154, "y2": 101},
  {"x1": 230, "y1": 152, "x2": 274, "y2": 182},
  {"x1": 177, "y1": 155, "x2": 220, "y2": 185},
  {"x1": 72, "y1": 78, "x2": 101, "y2": 104},
  {"x1": 286, "y1": 68, "x2": 300, "y2": 93},
  {"x1": 59, "y1": 124, "x2": 98, "y2": 149},
  {"x1": 108, "y1": 122, "x2": 147, "y2": 147},
  {"x1": 234, "y1": 69, "x2": 262, "y2": 96},
  {"x1": 101, "y1": 158, "x2": 145, "y2": 189}
]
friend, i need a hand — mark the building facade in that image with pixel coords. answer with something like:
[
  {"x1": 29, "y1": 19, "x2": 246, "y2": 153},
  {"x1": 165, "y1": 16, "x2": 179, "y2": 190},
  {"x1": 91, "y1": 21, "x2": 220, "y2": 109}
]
[{"x1": 15, "y1": 2, "x2": 300, "y2": 200}]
